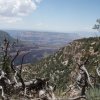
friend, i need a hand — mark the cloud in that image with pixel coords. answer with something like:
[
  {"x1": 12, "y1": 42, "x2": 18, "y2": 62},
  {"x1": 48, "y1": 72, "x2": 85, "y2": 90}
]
[
  {"x1": 35, "y1": 0, "x2": 42, "y2": 3},
  {"x1": 0, "y1": 0, "x2": 42, "y2": 23},
  {"x1": 0, "y1": 16, "x2": 22, "y2": 23}
]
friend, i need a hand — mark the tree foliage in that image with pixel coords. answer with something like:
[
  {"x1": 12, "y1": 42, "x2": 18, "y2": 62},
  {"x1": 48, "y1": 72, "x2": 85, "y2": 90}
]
[{"x1": 93, "y1": 19, "x2": 100, "y2": 32}]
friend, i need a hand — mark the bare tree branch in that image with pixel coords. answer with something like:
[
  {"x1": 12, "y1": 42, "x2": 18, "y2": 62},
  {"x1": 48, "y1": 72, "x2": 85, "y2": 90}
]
[
  {"x1": 20, "y1": 52, "x2": 30, "y2": 74},
  {"x1": 81, "y1": 65, "x2": 93, "y2": 88},
  {"x1": 11, "y1": 50, "x2": 20, "y2": 72},
  {"x1": 68, "y1": 96, "x2": 86, "y2": 100}
]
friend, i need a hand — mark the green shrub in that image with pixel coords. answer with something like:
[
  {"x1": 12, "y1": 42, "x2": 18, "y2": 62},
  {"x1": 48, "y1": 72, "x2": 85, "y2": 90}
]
[{"x1": 86, "y1": 88, "x2": 100, "y2": 100}]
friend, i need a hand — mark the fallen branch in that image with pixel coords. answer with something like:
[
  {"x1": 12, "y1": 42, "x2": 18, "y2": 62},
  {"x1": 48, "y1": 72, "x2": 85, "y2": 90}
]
[{"x1": 68, "y1": 95, "x2": 86, "y2": 100}]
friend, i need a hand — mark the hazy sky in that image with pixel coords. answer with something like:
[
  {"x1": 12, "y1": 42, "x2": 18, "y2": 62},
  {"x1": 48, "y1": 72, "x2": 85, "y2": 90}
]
[{"x1": 0, "y1": 0, "x2": 100, "y2": 32}]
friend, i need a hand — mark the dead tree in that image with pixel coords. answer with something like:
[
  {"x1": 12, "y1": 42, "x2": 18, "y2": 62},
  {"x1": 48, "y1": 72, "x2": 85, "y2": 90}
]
[
  {"x1": 10, "y1": 50, "x2": 26, "y2": 90},
  {"x1": 0, "y1": 38, "x2": 56, "y2": 100},
  {"x1": 67, "y1": 57, "x2": 93, "y2": 100},
  {"x1": 76, "y1": 57, "x2": 93, "y2": 95},
  {"x1": 0, "y1": 38, "x2": 26, "y2": 99}
]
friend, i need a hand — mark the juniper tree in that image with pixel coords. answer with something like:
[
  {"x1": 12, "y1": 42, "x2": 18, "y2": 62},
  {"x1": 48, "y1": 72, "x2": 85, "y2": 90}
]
[{"x1": 93, "y1": 19, "x2": 100, "y2": 32}]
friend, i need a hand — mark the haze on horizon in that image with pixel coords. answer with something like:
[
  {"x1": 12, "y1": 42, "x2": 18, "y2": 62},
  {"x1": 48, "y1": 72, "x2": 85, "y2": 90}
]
[{"x1": 0, "y1": 0, "x2": 100, "y2": 33}]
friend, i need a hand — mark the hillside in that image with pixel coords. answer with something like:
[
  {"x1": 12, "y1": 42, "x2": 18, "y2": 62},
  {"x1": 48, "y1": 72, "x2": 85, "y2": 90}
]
[
  {"x1": 0, "y1": 30, "x2": 15, "y2": 45},
  {"x1": 22, "y1": 37, "x2": 100, "y2": 92}
]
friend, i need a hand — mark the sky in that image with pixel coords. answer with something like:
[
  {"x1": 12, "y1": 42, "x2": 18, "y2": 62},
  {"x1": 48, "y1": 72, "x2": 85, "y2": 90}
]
[{"x1": 0, "y1": 0, "x2": 100, "y2": 32}]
